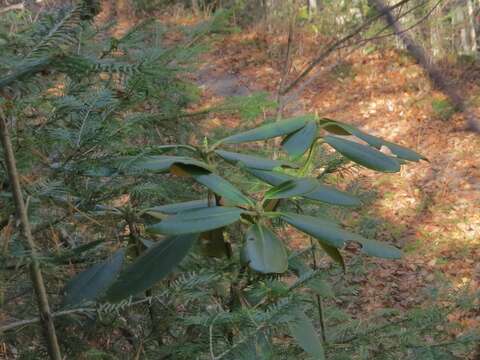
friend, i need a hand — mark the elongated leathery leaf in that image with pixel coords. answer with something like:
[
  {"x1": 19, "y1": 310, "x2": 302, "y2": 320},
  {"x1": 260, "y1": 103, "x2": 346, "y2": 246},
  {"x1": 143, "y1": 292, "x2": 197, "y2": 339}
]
[
  {"x1": 215, "y1": 149, "x2": 297, "y2": 170},
  {"x1": 118, "y1": 155, "x2": 210, "y2": 174},
  {"x1": 145, "y1": 199, "x2": 210, "y2": 218},
  {"x1": 281, "y1": 121, "x2": 318, "y2": 157},
  {"x1": 318, "y1": 242, "x2": 345, "y2": 271},
  {"x1": 247, "y1": 168, "x2": 292, "y2": 185},
  {"x1": 264, "y1": 178, "x2": 318, "y2": 199},
  {"x1": 244, "y1": 224, "x2": 288, "y2": 273},
  {"x1": 220, "y1": 115, "x2": 314, "y2": 144},
  {"x1": 281, "y1": 213, "x2": 401, "y2": 259},
  {"x1": 106, "y1": 234, "x2": 198, "y2": 302},
  {"x1": 64, "y1": 248, "x2": 125, "y2": 306},
  {"x1": 248, "y1": 168, "x2": 360, "y2": 206},
  {"x1": 174, "y1": 164, "x2": 253, "y2": 206},
  {"x1": 320, "y1": 118, "x2": 384, "y2": 148},
  {"x1": 382, "y1": 140, "x2": 427, "y2": 162},
  {"x1": 320, "y1": 119, "x2": 426, "y2": 161},
  {"x1": 306, "y1": 184, "x2": 361, "y2": 207},
  {"x1": 289, "y1": 310, "x2": 325, "y2": 360},
  {"x1": 324, "y1": 135, "x2": 401, "y2": 173},
  {"x1": 147, "y1": 206, "x2": 244, "y2": 235},
  {"x1": 195, "y1": 173, "x2": 253, "y2": 206}
]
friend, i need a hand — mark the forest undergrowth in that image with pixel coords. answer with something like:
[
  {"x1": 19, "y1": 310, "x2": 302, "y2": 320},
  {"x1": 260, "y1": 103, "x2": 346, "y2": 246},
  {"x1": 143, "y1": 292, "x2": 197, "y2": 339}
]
[{"x1": 1, "y1": 3, "x2": 480, "y2": 359}]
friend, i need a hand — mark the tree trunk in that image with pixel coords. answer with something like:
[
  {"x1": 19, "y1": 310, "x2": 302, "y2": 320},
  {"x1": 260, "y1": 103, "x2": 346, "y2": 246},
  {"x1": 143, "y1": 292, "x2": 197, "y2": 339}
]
[
  {"x1": 430, "y1": 5, "x2": 443, "y2": 58},
  {"x1": 308, "y1": 0, "x2": 317, "y2": 17},
  {"x1": 467, "y1": 0, "x2": 477, "y2": 53},
  {"x1": 191, "y1": 0, "x2": 200, "y2": 15},
  {"x1": 454, "y1": 5, "x2": 469, "y2": 53}
]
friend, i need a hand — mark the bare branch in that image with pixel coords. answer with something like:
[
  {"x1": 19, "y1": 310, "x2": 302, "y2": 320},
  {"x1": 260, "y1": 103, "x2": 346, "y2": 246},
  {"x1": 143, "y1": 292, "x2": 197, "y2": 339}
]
[
  {"x1": 0, "y1": 3, "x2": 24, "y2": 14},
  {"x1": 281, "y1": 0, "x2": 413, "y2": 95},
  {"x1": 369, "y1": 0, "x2": 480, "y2": 132}
]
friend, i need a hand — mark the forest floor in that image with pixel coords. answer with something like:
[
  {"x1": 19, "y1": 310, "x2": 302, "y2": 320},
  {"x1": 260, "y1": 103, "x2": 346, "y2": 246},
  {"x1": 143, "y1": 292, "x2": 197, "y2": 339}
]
[
  {"x1": 161, "y1": 13, "x2": 480, "y2": 348},
  {"x1": 1, "y1": 6, "x2": 479, "y2": 359}
]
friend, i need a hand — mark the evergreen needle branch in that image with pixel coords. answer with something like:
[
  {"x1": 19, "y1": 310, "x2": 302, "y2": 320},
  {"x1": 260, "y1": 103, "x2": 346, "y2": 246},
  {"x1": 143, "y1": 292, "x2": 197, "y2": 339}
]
[
  {"x1": 0, "y1": 294, "x2": 173, "y2": 334},
  {"x1": 0, "y1": 307, "x2": 95, "y2": 334}
]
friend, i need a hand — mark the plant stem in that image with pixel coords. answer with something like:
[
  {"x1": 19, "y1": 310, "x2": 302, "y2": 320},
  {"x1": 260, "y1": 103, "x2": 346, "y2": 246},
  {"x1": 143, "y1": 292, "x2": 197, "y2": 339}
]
[
  {"x1": 310, "y1": 236, "x2": 326, "y2": 343},
  {"x1": 0, "y1": 114, "x2": 62, "y2": 359}
]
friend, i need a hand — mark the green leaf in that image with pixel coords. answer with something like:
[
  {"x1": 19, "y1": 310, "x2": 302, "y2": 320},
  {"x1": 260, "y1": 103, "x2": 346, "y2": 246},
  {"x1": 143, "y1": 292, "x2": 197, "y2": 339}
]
[
  {"x1": 221, "y1": 115, "x2": 314, "y2": 144},
  {"x1": 382, "y1": 140, "x2": 427, "y2": 162},
  {"x1": 247, "y1": 168, "x2": 292, "y2": 185},
  {"x1": 281, "y1": 213, "x2": 346, "y2": 248},
  {"x1": 320, "y1": 119, "x2": 383, "y2": 147},
  {"x1": 195, "y1": 172, "x2": 254, "y2": 206},
  {"x1": 64, "y1": 249, "x2": 125, "y2": 306},
  {"x1": 264, "y1": 179, "x2": 318, "y2": 199},
  {"x1": 318, "y1": 242, "x2": 345, "y2": 271},
  {"x1": 243, "y1": 224, "x2": 288, "y2": 273},
  {"x1": 147, "y1": 206, "x2": 244, "y2": 235},
  {"x1": 357, "y1": 238, "x2": 403, "y2": 259},
  {"x1": 215, "y1": 149, "x2": 297, "y2": 170},
  {"x1": 305, "y1": 184, "x2": 361, "y2": 207},
  {"x1": 281, "y1": 213, "x2": 401, "y2": 259},
  {"x1": 175, "y1": 164, "x2": 253, "y2": 206},
  {"x1": 145, "y1": 199, "x2": 210, "y2": 217},
  {"x1": 105, "y1": 234, "x2": 197, "y2": 302},
  {"x1": 248, "y1": 168, "x2": 360, "y2": 206},
  {"x1": 289, "y1": 310, "x2": 325, "y2": 360},
  {"x1": 321, "y1": 122, "x2": 352, "y2": 135},
  {"x1": 281, "y1": 121, "x2": 318, "y2": 157},
  {"x1": 324, "y1": 135, "x2": 401, "y2": 173},
  {"x1": 118, "y1": 155, "x2": 210, "y2": 174},
  {"x1": 321, "y1": 119, "x2": 426, "y2": 162}
]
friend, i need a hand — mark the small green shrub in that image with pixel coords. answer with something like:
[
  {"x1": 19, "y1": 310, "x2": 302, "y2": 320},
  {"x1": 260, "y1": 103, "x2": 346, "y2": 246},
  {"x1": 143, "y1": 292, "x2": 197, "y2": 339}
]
[
  {"x1": 331, "y1": 61, "x2": 355, "y2": 80},
  {"x1": 431, "y1": 98, "x2": 456, "y2": 121}
]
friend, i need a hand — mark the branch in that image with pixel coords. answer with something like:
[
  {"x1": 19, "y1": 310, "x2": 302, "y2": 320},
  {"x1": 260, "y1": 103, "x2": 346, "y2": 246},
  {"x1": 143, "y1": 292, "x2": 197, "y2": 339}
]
[
  {"x1": 337, "y1": 0, "x2": 434, "y2": 50},
  {"x1": 278, "y1": 0, "x2": 433, "y2": 110},
  {"x1": 0, "y1": 111, "x2": 62, "y2": 359},
  {"x1": 0, "y1": 294, "x2": 168, "y2": 334},
  {"x1": 369, "y1": 0, "x2": 480, "y2": 133},
  {"x1": 0, "y1": 307, "x2": 95, "y2": 333},
  {"x1": 0, "y1": 3, "x2": 24, "y2": 14},
  {"x1": 281, "y1": 0, "x2": 413, "y2": 95}
]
